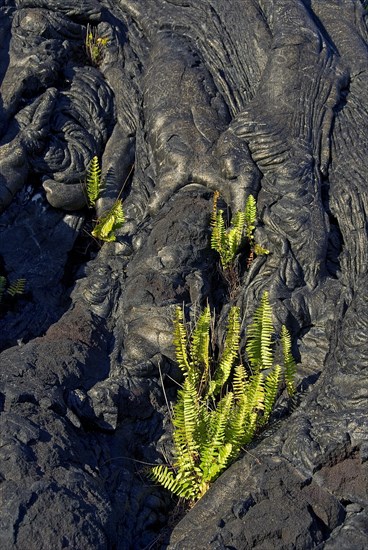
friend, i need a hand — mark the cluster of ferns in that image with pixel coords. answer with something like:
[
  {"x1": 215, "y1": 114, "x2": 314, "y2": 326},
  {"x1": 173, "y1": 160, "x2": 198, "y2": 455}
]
[
  {"x1": 86, "y1": 155, "x2": 297, "y2": 504},
  {"x1": 149, "y1": 191, "x2": 297, "y2": 503},
  {"x1": 85, "y1": 156, "x2": 125, "y2": 242},
  {"x1": 151, "y1": 294, "x2": 296, "y2": 503}
]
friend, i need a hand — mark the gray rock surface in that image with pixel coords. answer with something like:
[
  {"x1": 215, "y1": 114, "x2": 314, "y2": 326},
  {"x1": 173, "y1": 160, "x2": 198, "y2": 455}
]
[{"x1": 0, "y1": 1, "x2": 367, "y2": 548}]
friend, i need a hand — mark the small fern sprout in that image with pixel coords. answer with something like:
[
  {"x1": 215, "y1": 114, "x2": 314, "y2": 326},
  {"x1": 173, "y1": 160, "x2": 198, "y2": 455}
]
[
  {"x1": 86, "y1": 156, "x2": 103, "y2": 207},
  {"x1": 7, "y1": 278, "x2": 26, "y2": 297},
  {"x1": 281, "y1": 325, "x2": 297, "y2": 396},
  {"x1": 210, "y1": 192, "x2": 269, "y2": 276},
  {"x1": 0, "y1": 274, "x2": 26, "y2": 307},
  {"x1": 244, "y1": 194, "x2": 257, "y2": 243},
  {"x1": 86, "y1": 24, "x2": 109, "y2": 65},
  {"x1": 91, "y1": 200, "x2": 125, "y2": 242},
  {"x1": 84, "y1": 156, "x2": 126, "y2": 242}
]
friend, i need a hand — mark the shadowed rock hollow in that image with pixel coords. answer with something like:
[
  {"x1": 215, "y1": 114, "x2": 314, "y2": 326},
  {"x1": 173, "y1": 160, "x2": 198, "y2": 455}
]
[{"x1": 0, "y1": 1, "x2": 368, "y2": 548}]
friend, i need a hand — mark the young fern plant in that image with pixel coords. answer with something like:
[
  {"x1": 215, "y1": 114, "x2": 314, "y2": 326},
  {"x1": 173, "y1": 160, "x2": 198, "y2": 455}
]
[
  {"x1": 86, "y1": 155, "x2": 102, "y2": 207},
  {"x1": 85, "y1": 24, "x2": 109, "y2": 66},
  {"x1": 0, "y1": 274, "x2": 26, "y2": 308},
  {"x1": 91, "y1": 200, "x2": 125, "y2": 242},
  {"x1": 151, "y1": 291, "x2": 297, "y2": 503},
  {"x1": 85, "y1": 156, "x2": 125, "y2": 242},
  {"x1": 210, "y1": 191, "x2": 269, "y2": 272}
]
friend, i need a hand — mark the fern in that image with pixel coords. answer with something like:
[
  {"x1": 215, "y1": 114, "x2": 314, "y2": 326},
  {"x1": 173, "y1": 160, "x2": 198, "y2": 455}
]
[
  {"x1": 7, "y1": 278, "x2": 26, "y2": 297},
  {"x1": 151, "y1": 292, "x2": 297, "y2": 504},
  {"x1": 86, "y1": 24, "x2": 109, "y2": 66},
  {"x1": 200, "y1": 392, "x2": 234, "y2": 482},
  {"x1": 91, "y1": 200, "x2": 125, "y2": 242},
  {"x1": 85, "y1": 157, "x2": 125, "y2": 242},
  {"x1": 246, "y1": 291, "x2": 274, "y2": 370},
  {"x1": 209, "y1": 306, "x2": 241, "y2": 398},
  {"x1": 0, "y1": 275, "x2": 26, "y2": 303},
  {"x1": 210, "y1": 192, "x2": 269, "y2": 273},
  {"x1": 86, "y1": 156, "x2": 103, "y2": 206},
  {"x1": 173, "y1": 379, "x2": 199, "y2": 456},
  {"x1": 244, "y1": 194, "x2": 257, "y2": 243},
  {"x1": 210, "y1": 194, "x2": 244, "y2": 270},
  {"x1": 263, "y1": 365, "x2": 282, "y2": 424},
  {"x1": 281, "y1": 325, "x2": 297, "y2": 396},
  {"x1": 173, "y1": 306, "x2": 196, "y2": 386}
]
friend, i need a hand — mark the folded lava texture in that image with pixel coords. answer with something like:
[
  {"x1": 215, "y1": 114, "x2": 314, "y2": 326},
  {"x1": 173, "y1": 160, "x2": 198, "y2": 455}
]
[{"x1": 0, "y1": 1, "x2": 367, "y2": 548}]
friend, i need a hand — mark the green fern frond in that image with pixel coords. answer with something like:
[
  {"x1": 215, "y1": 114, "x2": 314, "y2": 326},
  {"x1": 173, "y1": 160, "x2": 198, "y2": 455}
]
[
  {"x1": 281, "y1": 325, "x2": 297, "y2": 396},
  {"x1": 246, "y1": 291, "x2": 274, "y2": 370},
  {"x1": 173, "y1": 306, "x2": 190, "y2": 370},
  {"x1": 172, "y1": 378, "x2": 200, "y2": 464},
  {"x1": 210, "y1": 307, "x2": 241, "y2": 397},
  {"x1": 225, "y1": 394, "x2": 248, "y2": 457},
  {"x1": 263, "y1": 364, "x2": 282, "y2": 424},
  {"x1": 7, "y1": 278, "x2": 26, "y2": 297},
  {"x1": 86, "y1": 156, "x2": 102, "y2": 206},
  {"x1": 245, "y1": 372, "x2": 265, "y2": 414},
  {"x1": 227, "y1": 210, "x2": 246, "y2": 259},
  {"x1": 200, "y1": 392, "x2": 234, "y2": 481},
  {"x1": 151, "y1": 464, "x2": 197, "y2": 499},
  {"x1": 210, "y1": 192, "x2": 270, "y2": 273},
  {"x1": 253, "y1": 243, "x2": 269, "y2": 256},
  {"x1": 211, "y1": 210, "x2": 227, "y2": 263},
  {"x1": 210, "y1": 192, "x2": 247, "y2": 270},
  {"x1": 86, "y1": 24, "x2": 109, "y2": 66},
  {"x1": 245, "y1": 195, "x2": 257, "y2": 242},
  {"x1": 92, "y1": 200, "x2": 125, "y2": 242},
  {"x1": 232, "y1": 364, "x2": 248, "y2": 400},
  {"x1": 206, "y1": 442, "x2": 233, "y2": 482}
]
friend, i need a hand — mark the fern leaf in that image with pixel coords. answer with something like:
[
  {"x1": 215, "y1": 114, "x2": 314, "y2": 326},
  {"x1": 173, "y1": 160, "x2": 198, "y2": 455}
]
[
  {"x1": 246, "y1": 372, "x2": 265, "y2": 412},
  {"x1": 151, "y1": 465, "x2": 198, "y2": 499},
  {"x1": 253, "y1": 243, "x2": 269, "y2": 256},
  {"x1": 200, "y1": 392, "x2": 234, "y2": 482},
  {"x1": 245, "y1": 195, "x2": 257, "y2": 242},
  {"x1": 281, "y1": 325, "x2": 297, "y2": 396},
  {"x1": 225, "y1": 394, "x2": 246, "y2": 455},
  {"x1": 233, "y1": 364, "x2": 248, "y2": 400},
  {"x1": 210, "y1": 307, "x2": 241, "y2": 397},
  {"x1": 242, "y1": 371, "x2": 265, "y2": 446},
  {"x1": 173, "y1": 307, "x2": 191, "y2": 373},
  {"x1": 152, "y1": 297, "x2": 297, "y2": 504},
  {"x1": 210, "y1": 190, "x2": 220, "y2": 227},
  {"x1": 86, "y1": 156, "x2": 102, "y2": 206},
  {"x1": 92, "y1": 200, "x2": 125, "y2": 242},
  {"x1": 172, "y1": 378, "x2": 200, "y2": 467},
  {"x1": 263, "y1": 364, "x2": 282, "y2": 424},
  {"x1": 211, "y1": 210, "x2": 227, "y2": 262},
  {"x1": 7, "y1": 278, "x2": 26, "y2": 297},
  {"x1": 229, "y1": 210, "x2": 246, "y2": 257},
  {"x1": 206, "y1": 442, "x2": 233, "y2": 481},
  {"x1": 246, "y1": 291, "x2": 274, "y2": 370}
]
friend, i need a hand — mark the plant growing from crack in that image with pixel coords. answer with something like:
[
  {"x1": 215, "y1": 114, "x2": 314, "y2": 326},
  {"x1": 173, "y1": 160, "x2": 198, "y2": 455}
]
[
  {"x1": 85, "y1": 156, "x2": 125, "y2": 242},
  {"x1": 150, "y1": 291, "x2": 296, "y2": 504},
  {"x1": 0, "y1": 274, "x2": 26, "y2": 314},
  {"x1": 85, "y1": 24, "x2": 109, "y2": 66},
  {"x1": 210, "y1": 191, "x2": 269, "y2": 294}
]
